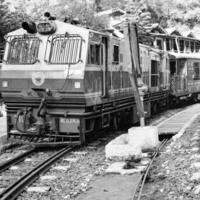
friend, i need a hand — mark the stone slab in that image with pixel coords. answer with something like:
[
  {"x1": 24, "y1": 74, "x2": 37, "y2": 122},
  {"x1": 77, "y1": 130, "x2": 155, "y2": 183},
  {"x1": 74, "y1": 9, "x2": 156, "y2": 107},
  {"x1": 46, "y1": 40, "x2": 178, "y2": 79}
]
[
  {"x1": 53, "y1": 165, "x2": 70, "y2": 171},
  {"x1": 27, "y1": 186, "x2": 50, "y2": 193},
  {"x1": 40, "y1": 175, "x2": 57, "y2": 181},
  {"x1": 63, "y1": 157, "x2": 79, "y2": 163},
  {"x1": 76, "y1": 174, "x2": 142, "y2": 200}
]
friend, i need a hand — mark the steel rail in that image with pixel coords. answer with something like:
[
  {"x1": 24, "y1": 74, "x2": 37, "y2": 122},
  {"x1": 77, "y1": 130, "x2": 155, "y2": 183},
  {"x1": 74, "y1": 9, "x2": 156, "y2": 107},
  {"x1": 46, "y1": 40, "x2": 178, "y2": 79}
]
[
  {"x1": 133, "y1": 138, "x2": 169, "y2": 200},
  {"x1": 0, "y1": 147, "x2": 36, "y2": 173},
  {"x1": 0, "y1": 145, "x2": 76, "y2": 200}
]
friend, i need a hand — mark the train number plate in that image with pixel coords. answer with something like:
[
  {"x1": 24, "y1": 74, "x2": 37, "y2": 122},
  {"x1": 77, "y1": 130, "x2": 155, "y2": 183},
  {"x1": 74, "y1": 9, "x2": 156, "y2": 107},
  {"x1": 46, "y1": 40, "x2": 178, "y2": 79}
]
[{"x1": 60, "y1": 118, "x2": 80, "y2": 124}]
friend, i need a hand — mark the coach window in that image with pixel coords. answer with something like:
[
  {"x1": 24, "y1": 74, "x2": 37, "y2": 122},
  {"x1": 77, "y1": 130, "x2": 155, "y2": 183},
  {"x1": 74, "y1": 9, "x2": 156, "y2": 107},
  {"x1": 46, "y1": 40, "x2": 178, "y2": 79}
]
[
  {"x1": 193, "y1": 62, "x2": 200, "y2": 80},
  {"x1": 191, "y1": 41, "x2": 195, "y2": 52},
  {"x1": 166, "y1": 38, "x2": 171, "y2": 51},
  {"x1": 195, "y1": 42, "x2": 200, "y2": 52},
  {"x1": 179, "y1": 40, "x2": 184, "y2": 53},
  {"x1": 151, "y1": 60, "x2": 159, "y2": 87},
  {"x1": 172, "y1": 39, "x2": 177, "y2": 52},
  {"x1": 156, "y1": 39, "x2": 163, "y2": 50},
  {"x1": 185, "y1": 40, "x2": 190, "y2": 52},
  {"x1": 113, "y1": 45, "x2": 119, "y2": 64},
  {"x1": 87, "y1": 43, "x2": 102, "y2": 65}
]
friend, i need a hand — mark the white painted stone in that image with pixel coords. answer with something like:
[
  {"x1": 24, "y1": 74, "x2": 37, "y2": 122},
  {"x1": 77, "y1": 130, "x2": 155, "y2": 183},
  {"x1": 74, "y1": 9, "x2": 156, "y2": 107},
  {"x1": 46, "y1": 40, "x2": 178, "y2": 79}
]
[
  {"x1": 10, "y1": 166, "x2": 19, "y2": 170},
  {"x1": 24, "y1": 158, "x2": 32, "y2": 162},
  {"x1": 105, "y1": 162, "x2": 146, "y2": 175},
  {"x1": 191, "y1": 162, "x2": 200, "y2": 169},
  {"x1": 73, "y1": 151, "x2": 88, "y2": 156},
  {"x1": 53, "y1": 165, "x2": 70, "y2": 171},
  {"x1": 191, "y1": 172, "x2": 200, "y2": 181},
  {"x1": 64, "y1": 157, "x2": 79, "y2": 163},
  {"x1": 27, "y1": 186, "x2": 50, "y2": 193},
  {"x1": 128, "y1": 126, "x2": 159, "y2": 151},
  {"x1": 193, "y1": 185, "x2": 200, "y2": 195},
  {"x1": 105, "y1": 134, "x2": 141, "y2": 159},
  {"x1": 40, "y1": 175, "x2": 57, "y2": 181}
]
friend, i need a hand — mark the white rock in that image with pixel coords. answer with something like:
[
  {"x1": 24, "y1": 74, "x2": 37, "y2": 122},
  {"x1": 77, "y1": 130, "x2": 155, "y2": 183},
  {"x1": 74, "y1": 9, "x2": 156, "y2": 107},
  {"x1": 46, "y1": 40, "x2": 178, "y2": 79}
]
[
  {"x1": 10, "y1": 166, "x2": 19, "y2": 170},
  {"x1": 128, "y1": 126, "x2": 159, "y2": 151},
  {"x1": 27, "y1": 186, "x2": 50, "y2": 193},
  {"x1": 193, "y1": 185, "x2": 200, "y2": 195},
  {"x1": 191, "y1": 172, "x2": 200, "y2": 181},
  {"x1": 40, "y1": 175, "x2": 57, "y2": 181},
  {"x1": 24, "y1": 158, "x2": 32, "y2": 162},
  {"x1": 53, "y1": 165, "x2": 70, "y2": 171}
]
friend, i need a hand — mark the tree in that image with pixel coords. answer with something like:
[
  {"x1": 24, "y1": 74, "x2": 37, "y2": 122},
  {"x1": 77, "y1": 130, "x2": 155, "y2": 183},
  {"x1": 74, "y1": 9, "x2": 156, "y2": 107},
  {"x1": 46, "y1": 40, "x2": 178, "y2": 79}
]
[{"x1": 0, "y1": 0, "x2": 30, "y2": 43}]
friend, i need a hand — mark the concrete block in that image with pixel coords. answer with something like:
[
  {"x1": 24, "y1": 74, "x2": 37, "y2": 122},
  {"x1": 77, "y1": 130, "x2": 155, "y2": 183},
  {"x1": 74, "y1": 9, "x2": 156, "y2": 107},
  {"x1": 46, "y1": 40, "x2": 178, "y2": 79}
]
[
  {"x1": 27, "y1": 186, "x2": 50, "y2": 193},
  {"x1": 105, "y1": 134, "x2": 141, "y2": 159},
  {"x1": 53, "y1": 165, "x2": 70, "y2": 171},
  {"x1": 128, "y1": 126, "x2": 159, "y2": 151}
]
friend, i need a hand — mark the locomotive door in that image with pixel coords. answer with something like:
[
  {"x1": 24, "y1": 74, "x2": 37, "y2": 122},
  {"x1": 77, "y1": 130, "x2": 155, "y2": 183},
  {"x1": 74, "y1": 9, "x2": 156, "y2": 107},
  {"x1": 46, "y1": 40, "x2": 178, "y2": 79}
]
[{"x1": 101, "y1": 37, "x2": 108, "y2": 98}]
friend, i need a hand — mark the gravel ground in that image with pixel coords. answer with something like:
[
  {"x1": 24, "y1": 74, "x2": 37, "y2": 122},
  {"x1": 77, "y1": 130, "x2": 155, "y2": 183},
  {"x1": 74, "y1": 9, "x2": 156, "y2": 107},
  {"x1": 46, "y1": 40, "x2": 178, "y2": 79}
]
[
  {"x1": 141, "y1": 116, "x2": 200, "y2": 200},
  {"x1": 17, "y1": 107, "x2": 188, "y2": 200},
  {"x1": 0, "y1": 105, "x2": 195, "y2": 200}
]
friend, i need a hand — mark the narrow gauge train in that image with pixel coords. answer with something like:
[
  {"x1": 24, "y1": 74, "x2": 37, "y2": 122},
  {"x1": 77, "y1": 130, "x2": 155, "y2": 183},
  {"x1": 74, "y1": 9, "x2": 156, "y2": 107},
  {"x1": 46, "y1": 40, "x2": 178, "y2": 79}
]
[
  {"x1": 149, "y1": 32, "x2": 200, "y2": 104},
  {"x1": 0, "y1": 16, "x2": 171, "y2": 145}
]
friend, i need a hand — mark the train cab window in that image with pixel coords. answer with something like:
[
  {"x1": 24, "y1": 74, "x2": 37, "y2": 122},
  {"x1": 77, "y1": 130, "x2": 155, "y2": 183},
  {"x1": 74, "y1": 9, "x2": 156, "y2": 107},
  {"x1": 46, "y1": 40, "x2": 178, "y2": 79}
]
[
  {"x1": 179, "y1": 40, "x2": 184, "y2": 52},
  {"x1": 193, "y1": 62, "x2": 200, "y2": 80},
  {"x1": 49, "y1": 35, "x2": 82, "y2": 64},
  {"x1": 166, "y1": 38, "x2": 171, "y2": 51},
  {"x1": 151, "y1": 60, "x2": 159, "y2": 87},
  {"x1": 113, "y1": 45, "x2": 119, "y2": 64},
  {"x1": 87, "y1": 43, "x2": 102, "y2": 65},
  {"x1": 7, "y1": 37, "x2": 40, "y2": 64}
]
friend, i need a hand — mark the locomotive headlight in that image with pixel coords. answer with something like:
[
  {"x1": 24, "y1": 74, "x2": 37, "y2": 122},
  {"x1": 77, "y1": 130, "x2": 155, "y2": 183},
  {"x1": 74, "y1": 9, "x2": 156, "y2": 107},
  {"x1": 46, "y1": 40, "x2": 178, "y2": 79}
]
[{"x1": 2, "y1": 81, "x2": 8, "y2": 88}]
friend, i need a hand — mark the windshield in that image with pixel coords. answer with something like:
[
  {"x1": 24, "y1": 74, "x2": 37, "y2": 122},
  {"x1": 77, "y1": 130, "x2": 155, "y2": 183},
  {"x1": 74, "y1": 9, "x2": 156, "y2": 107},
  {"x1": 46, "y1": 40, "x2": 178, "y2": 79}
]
[
  {"x1": 7, "y1": 36, "x2": 40, "y2": 64},
  {"x1": 49, "y1": 34, "x2": 82, "y2": 64}
]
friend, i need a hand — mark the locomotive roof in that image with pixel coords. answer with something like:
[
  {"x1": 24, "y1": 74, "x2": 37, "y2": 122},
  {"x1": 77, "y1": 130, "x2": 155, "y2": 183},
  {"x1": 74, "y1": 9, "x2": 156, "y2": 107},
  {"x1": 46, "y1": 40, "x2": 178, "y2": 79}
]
[{"x1": 6, "y1": 20, "x2": 109, "y2": 38}]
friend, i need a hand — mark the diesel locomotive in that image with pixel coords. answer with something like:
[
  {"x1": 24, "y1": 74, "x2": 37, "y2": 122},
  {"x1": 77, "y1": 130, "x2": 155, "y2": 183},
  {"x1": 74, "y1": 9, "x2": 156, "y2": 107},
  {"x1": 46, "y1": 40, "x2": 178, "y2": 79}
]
[{"x1": 0, "y1": 14, "x2": 199, "y2": 145}]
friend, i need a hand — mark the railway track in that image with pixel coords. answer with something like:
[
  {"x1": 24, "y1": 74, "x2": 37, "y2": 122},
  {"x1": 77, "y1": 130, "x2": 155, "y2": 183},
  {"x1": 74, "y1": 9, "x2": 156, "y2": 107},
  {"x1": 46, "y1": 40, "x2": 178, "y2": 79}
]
[
  {"x1": 0, "y1": 145, "x2": 76, "y2": 200},
  {"x1": 133, "y1": 138, "x2": 170, "y2": 200}
]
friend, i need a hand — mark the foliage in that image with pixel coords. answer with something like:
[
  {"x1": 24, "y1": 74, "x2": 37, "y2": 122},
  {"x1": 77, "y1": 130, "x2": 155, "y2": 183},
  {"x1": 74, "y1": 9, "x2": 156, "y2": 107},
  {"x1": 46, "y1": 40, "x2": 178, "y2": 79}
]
[{"x1": 0, "y1": 0, "x2": 30, "y2": 43}]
